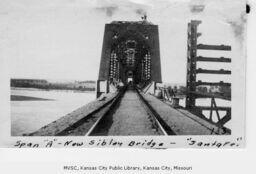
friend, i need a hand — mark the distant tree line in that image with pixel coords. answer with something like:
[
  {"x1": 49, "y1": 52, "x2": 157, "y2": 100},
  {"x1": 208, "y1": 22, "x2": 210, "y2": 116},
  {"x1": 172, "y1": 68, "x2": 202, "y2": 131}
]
[
  {"x1": 196, "y1": 85, "x2": 231, "y2": 98},
  {"x1": 11, "y1": 79, "x2": 95, "y2": 92},
  {"x1": 164, "y1": 85, "x2": 231, "y2": 98}
]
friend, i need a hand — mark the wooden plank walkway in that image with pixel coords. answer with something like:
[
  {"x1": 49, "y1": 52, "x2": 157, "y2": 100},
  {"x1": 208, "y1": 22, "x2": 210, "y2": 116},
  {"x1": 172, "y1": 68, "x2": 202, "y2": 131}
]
[{"x1": 141, "y1": 93, "x2": 226, "y2": 135}]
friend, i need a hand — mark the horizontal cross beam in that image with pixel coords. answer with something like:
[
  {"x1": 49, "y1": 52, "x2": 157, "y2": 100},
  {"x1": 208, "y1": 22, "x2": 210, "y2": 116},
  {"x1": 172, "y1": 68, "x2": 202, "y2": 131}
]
[
  {"x1": 196, "y1": 68, "x2": 231, "y2": 74},
  {"x1": 188, "y1": 91, "x2": 231, "y2": 101},
  {"x1": 197, "y1": 44, "x2": 231, "y2": 51},
  {"x1": 195, "y1": 106, "x2": 231, "y2": 111},
  {"x1": 196, "y1": 56, "x2": 231, "y2": 63},
  {"x1": 196, "y1": 81, "x2": 231, "y2": 86}
]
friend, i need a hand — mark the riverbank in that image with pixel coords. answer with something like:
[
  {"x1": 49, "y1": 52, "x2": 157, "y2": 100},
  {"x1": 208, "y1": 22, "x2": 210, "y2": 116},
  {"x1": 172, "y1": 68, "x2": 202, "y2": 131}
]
[{"x1": 11, "y1": 95, "x2": 54, "y2": 101}]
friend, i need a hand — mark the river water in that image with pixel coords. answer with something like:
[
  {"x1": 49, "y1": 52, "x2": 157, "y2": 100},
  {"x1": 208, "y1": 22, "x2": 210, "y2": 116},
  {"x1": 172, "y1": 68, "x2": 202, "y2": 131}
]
[{"x1": 11, "y1": 88, "x2": 95, "y2": 136}]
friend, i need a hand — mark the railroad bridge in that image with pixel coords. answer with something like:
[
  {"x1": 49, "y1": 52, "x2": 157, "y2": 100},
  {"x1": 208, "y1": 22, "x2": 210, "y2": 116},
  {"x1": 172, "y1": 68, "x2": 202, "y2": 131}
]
[
  {"x1": 30, "y1": 19, "x2": 231, "y2": 136},
  {"x1": 96, "y1": 20, "x2": 162, "y2": 98}
]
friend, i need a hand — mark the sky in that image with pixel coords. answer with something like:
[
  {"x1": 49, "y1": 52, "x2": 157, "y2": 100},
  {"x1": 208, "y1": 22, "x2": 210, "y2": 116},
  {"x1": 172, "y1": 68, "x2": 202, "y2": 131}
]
[{"x1": 0, "y1": 0, "x2": 246, "y2": 84}]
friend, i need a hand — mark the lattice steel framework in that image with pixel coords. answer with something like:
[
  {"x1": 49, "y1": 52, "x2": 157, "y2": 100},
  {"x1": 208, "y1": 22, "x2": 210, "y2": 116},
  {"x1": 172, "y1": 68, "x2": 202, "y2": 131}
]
[
  {"x1": 97, "y1": 21, "x2": 162, "y2": 98},
  {"x1": 186, "y1": 20, "x2": 232, "y2": 128}
]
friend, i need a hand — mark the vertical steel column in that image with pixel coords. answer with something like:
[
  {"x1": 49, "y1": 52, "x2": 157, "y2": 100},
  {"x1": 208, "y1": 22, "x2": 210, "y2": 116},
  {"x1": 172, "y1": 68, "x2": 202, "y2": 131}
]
[{"x1": 186, "y1": 20, "x2": 201, "y2": 109}]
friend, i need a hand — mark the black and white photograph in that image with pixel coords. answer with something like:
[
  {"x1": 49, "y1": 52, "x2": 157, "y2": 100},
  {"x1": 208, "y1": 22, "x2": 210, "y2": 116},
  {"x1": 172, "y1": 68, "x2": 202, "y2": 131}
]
[
  {"x1": 0, "y1": 0, "x2": 246, "y2": 148},
  {"x1": 2, "y1": 1, "x2": 256, "y2": 174}
]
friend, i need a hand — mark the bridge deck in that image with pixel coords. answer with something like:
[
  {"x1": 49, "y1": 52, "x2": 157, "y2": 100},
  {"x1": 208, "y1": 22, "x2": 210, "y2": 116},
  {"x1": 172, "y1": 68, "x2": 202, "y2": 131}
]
[
  {"x1": 141, "y1": 93, "x2": 221, "y2": 135},
  {"x1": 92, "y1": 89, "x2": 162, "y2": 136},
  {"x1": 30, "y1": 88, "x2": 226, "y2": 136}
]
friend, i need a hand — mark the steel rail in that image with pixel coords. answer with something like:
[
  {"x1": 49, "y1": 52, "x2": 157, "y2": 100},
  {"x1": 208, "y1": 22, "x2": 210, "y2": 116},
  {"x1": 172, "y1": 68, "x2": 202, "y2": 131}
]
[
  {"x1": 135, "y1": 90, "x2": 168, "y2": 136},
  {"x1": 135, "y1": 88, "x2": 176, "y2": 135},
  {"x1": 55, "y1": 92, "x2": 122, "y2": 136},
  {"x1": 85, "y1": 87, "x2": 126, "y2": 136},
  {"x1": 86, "y1": 86, "x2": 173, "y2": 136}
]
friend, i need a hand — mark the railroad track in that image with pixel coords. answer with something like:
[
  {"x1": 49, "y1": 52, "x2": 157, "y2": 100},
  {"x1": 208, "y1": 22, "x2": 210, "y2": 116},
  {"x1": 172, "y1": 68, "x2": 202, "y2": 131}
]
[
  {"x1": 56, "y1": 87, "x2": 126, "y2": 136},
  {"x1": 57, "y1": 85, "x2": 174, "y2": 136},
  {"x1": 134, "y1": 88, "x2": 176, "y2": 135}
]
